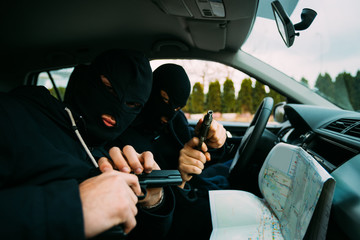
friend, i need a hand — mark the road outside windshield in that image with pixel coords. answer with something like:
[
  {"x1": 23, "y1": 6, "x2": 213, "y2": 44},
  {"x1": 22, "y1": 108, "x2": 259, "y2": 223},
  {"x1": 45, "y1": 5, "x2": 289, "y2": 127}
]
[{"x1": 242, "y1": 0, "x2": 360, "y2": 111}]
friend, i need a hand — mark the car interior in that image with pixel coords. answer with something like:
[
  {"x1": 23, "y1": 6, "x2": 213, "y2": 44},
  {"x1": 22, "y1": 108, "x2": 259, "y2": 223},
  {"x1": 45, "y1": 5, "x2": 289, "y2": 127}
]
[{"x1": 1, "y1": 0, "x2": 359, "y2": 239}]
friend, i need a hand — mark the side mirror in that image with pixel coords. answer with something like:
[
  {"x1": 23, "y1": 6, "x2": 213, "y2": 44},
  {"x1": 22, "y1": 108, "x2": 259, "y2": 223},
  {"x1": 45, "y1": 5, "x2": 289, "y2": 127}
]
[
  {"x1": 273, "y1": 102, "x2": 287, "y2": 123},
  {"x1": 271, "y1": 0, "x2": 317, "y2": 47}
]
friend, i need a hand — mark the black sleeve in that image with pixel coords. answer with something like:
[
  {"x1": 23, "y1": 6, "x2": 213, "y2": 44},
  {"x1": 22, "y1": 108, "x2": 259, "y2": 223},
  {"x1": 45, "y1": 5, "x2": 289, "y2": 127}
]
[
  {"x1": 207, "y1": 142, "x2": 227, "y2": 163},
  {"x1": 0, "y1": 180, "x2": 84, "y2": 240},
  {"x1": 167, "y1": 182, "x2": 213, "y2": 240},
  {"x1": 0, "y1": 100, "x2": 85, "y2": 240},
  {"x1": 127, "y1": 186, "x2": 175, "y2": 239}
]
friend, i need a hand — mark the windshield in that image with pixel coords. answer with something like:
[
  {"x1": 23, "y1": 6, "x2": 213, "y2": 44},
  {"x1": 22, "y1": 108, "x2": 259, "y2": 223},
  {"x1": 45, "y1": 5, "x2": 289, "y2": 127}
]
[{"x1": 242, "y1": 0, "x2": 360, "y2": 111}]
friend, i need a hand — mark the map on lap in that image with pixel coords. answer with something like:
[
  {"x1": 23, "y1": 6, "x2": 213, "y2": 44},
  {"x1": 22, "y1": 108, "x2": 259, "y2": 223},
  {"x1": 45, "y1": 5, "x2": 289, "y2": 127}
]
[{"x1": 209, "y1": 143, "x2": 335, "y2": 240}]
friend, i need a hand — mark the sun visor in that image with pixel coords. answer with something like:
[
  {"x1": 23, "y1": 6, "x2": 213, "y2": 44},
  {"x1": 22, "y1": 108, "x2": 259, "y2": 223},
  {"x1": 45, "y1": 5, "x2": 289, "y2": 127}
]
[
  {"x1": 187, "y1": 20, "x2": 226, "y2": 51},
  {"x1": 152, "y1": 0, "x2": 258, "y2": 51}
]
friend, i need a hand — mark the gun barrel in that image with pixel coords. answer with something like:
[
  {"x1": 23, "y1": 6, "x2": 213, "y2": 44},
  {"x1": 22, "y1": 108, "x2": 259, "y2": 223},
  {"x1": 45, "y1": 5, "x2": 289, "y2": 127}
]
[{"x1": 197, "y1": 110, "x2": 213, "y2": 150}]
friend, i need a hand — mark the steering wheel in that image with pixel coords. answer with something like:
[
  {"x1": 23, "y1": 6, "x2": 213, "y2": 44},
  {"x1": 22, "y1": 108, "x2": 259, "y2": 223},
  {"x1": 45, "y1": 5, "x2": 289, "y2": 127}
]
[{"x1": 228, "y1": 97, "x2": 274, "y2": 188}]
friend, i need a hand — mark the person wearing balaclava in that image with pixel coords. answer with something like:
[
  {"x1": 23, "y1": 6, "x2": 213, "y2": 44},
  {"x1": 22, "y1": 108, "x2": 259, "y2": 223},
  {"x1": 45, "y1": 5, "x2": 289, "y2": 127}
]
[
  {"x1": 111, "y1": 63, "x2": 227, "y2": 240},
  {"x1": 64, "y1": 49, "x2": 152, "y2": 146},
  {"x1": 139, "y1": 63, "x2": 191, "y2": 133},
  {"x1": 114, "y1": 63, "x2": 192, "y2": 169},
  {"x1": 115, "y1": 63, "x2": 227, "y2": 172},
  {"x1": 0, "y1": 49, "x2": 175, "y2": 240}
]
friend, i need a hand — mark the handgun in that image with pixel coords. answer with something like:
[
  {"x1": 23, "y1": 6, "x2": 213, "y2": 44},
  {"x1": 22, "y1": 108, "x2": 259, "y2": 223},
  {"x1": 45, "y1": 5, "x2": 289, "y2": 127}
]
[
  {"x1": 137, "y1": 169, "x2": 182, "y2": 188},
  {"x1": 136, "y1": 170, "x2": 182, "y2": 200},
  {"x1": 137, "y1": 169, "x2": 182, "y2": 200},
  {"x1": 197, "y1": 110, "x2": 213, "y2": 150},
  {"x1": 88, "y1": 168, "x2": 182, "y2": 199}
]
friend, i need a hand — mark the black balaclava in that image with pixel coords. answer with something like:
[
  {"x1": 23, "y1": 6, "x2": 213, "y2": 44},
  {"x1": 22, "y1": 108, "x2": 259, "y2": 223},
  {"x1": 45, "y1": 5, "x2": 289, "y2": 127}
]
[
  {"x1": 139, "y1": 63, "x2": 191, "y2": 131},
  {"x1": 64, "y1": 49, "x2": 152, "y2": 146}
]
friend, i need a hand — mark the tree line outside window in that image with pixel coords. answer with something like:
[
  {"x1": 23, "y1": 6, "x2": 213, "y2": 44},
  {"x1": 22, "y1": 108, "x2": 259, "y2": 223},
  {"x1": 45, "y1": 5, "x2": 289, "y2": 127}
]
[
  {"x1": 312, "y1": 71, "x2": 360, "y2": 111},
  {"x1": 183, "y1": 70, "x2": 360, "y2": 118},
  {"x1": 182, "y1": 78, "x2": 285, "y2": 115}
]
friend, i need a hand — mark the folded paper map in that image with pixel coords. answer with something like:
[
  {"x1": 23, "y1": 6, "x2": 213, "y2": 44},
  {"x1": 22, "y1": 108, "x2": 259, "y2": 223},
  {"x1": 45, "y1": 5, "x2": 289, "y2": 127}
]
[{"x1": 209, "y1": 143, "x2": 335, "y2": 240}]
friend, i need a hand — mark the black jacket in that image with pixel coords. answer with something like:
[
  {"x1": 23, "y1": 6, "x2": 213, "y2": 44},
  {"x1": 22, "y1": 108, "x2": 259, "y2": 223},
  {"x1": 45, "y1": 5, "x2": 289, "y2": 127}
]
[
  {"x1": 115, "y1": 111, "x2": 226, "y2": 170},
  {"x1": 113, "y1": 111, "x2": 228, "y2": 240},
  {"x1": 0, "y1": 86, "x2": 174, "y2": 240}
]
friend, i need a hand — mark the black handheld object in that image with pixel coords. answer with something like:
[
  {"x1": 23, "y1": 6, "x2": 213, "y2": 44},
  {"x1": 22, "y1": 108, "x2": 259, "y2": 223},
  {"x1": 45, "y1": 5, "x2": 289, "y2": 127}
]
[
  {"x1": 137, "y1": 170, "x2": 182, "y2": 200},
  {"x1": 89, "y1": 168, "x2": 182, "y2": 199},
  {"x1": 197, "y1": 110, "x2": 213, "y2": 150},
  {"x1": 137, "y1": 170, "x2": 182, "y2": 188}
]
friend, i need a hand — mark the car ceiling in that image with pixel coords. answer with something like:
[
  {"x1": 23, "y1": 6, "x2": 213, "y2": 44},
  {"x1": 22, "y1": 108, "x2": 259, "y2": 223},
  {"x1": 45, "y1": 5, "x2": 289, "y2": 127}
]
[{"x1": 0, "y1": 0, "x2": 258, "y2": 73}]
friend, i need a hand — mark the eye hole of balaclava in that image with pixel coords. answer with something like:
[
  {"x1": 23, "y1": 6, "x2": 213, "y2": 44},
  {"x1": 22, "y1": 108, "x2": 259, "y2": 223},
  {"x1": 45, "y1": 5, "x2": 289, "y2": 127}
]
[
  {"x1": 100, "y1": 75, "x2": 117, "y2": 97},
  {"x1": 101, "y1": 75, "x2": 143, "y2": 111},
  {"x1": 160, "y1": 90, "x2": 183, "y2": 112},
  {"x1": 64, "y1": 49, "x2": 152, "y2": 146},
  {"x1": 160, "y1": 90, "x2": 170, "y2": 104}
]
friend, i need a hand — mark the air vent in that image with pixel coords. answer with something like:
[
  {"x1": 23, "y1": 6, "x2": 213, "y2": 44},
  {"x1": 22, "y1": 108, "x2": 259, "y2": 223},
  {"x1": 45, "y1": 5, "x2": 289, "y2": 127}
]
[
  {"x1": 324, "y1": 118, "x2": 360, "y2": 138},
  {"x1": 325, "y1": 119, "x2": 357, "y2": 133},
  {"x1": 346, "y1": 124, "x2": 360, "y2": 138}
]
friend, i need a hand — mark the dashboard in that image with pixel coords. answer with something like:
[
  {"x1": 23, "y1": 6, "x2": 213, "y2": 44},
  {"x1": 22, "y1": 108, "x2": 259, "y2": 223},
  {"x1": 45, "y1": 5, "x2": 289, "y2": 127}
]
[{"x1": 279, "y1": 104, "x2": 360, "y2": 239}]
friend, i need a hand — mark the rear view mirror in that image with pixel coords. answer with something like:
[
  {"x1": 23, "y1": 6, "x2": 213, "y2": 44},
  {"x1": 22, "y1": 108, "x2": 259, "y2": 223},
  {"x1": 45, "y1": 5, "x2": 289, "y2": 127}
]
[
  {"x1": 271, "y1": 0, "x2": 317, "y2": 48},
  {"x1": 271, "y1": 1, "x2": 295, "y2": 47}
]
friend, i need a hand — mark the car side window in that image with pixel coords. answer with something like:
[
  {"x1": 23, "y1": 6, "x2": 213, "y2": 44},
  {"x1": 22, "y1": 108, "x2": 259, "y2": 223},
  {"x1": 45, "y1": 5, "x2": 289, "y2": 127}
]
[
  {"x1": 36, "y1": 61, "x2": 286, "y2": 125},
  {"x1": 150, "y1": 59, "x2": 286, "y2": 124},
  {"x1": 36, "y1": 68, "x2": 73, "y2": 101}
]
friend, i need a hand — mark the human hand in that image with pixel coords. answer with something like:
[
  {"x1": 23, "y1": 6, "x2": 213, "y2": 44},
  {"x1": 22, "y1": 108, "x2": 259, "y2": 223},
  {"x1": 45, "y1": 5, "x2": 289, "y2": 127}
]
[
  {"x1": 195, "y1": 118, "x2": 226, "y2": 149},
  {"x1": 98, "y1": 146, "x2": 163, "y2": 208},
  {"x1": 178, "y1": 137, "x2": 211, "y2": 188},
  {"x1": 79, "y1": 170, "x2": 141, "y2": 237}
]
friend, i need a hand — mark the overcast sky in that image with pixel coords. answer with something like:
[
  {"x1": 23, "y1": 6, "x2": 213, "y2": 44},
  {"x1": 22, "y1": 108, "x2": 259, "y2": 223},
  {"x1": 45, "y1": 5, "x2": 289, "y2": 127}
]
[{"x1": 242, "y1": 0, "x2": 360, "y2": 87}]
